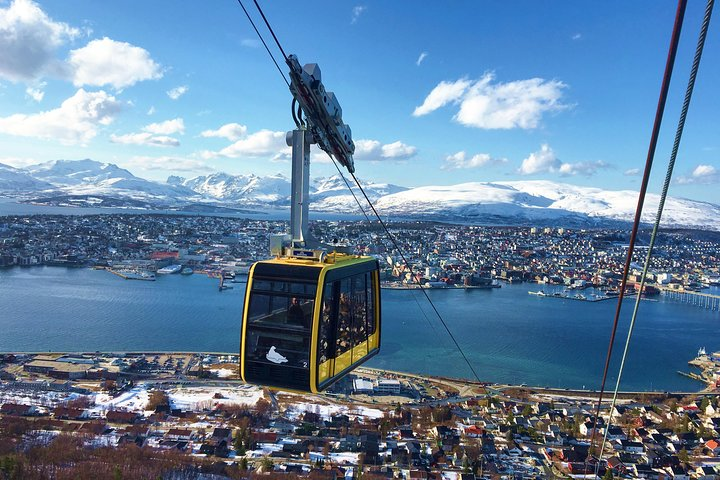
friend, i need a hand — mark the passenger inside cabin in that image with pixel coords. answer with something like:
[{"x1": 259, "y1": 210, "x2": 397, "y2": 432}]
[{"x1": 287, "y1": 297, "x2": 305, "y2": 327}]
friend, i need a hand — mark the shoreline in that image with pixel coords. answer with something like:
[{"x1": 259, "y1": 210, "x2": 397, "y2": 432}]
[{"x1": 2, "y1": 350, "x2": 716, "y2": 396}]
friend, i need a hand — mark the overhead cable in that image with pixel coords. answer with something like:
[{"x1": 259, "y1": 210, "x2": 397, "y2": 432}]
[
  {"x1": 594, "y1": 0, "x2": 714, "y2": 470},
  {"x1": 587, "y1": 0, "x2": 689, "y2": 465}
]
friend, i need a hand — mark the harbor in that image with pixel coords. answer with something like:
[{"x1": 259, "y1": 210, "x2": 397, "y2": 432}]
[
  {"x1": 680, "y1": 348, "x2": 720, "y2": 391},
  {"x1": 528, "y1": 289, "x2": 614, "y2": 302}
]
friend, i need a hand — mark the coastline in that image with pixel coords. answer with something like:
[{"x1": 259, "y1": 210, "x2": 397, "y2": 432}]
[{"x1": 2, "y1": 350, "x2": 715, "y2": 396}]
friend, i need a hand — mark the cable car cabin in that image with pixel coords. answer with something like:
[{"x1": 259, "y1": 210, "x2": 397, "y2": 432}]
[{"x1": 241, "y1": 254, "x2": 381, "y2": 393}]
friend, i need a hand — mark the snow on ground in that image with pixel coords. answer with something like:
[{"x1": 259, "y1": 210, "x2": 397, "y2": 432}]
[
  {"x1": 214, "y1": 368, "x2": 235, "y2": 378},
  {"x1": 93, "y1": 386, "x2": 150, "y2": 413},
  {"x1": 168, "y1": 384, "x2": 263, "y2": 410},
  {"x1": 246, "y1": 443, "x2": 285, "y2": 457},
  {"x1": 328, "y1": 452, "x2": 360, "y2": 465},
  {"x1": 286, "y1": 402, "x2": 384, "y2": 421}
]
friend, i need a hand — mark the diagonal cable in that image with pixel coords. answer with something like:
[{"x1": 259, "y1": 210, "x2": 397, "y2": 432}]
[
  {"x1": 236, "y1": 0, "x2": 290, "y2": 87},
  {"x1": 587, "y1": 0, "x2": 689, "y2": 466},
  {"x1": 348, "y1": 171, "x2": 483, "y2": 383},
  {"x1": 594, "y1": 0, "x2": 714, "y2": 470}
]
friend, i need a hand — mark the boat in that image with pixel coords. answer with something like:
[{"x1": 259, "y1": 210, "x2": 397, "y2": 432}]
[
  {"x1": 157, "y1": 264, "x2": 182, "y2": 274},
  {"x1": 120, "y1": 270, "x2": 155, "y2": 281},
  {"x1": 528, "y1": 290, "x2": 546, "y2": 296},
  {"x1": 181, "y1": 267, "x2": 193, "y2": 275}
]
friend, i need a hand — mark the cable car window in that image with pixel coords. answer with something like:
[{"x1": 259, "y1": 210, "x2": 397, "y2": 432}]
[
  {"x1": 246, "y1": 329, "x2": 309, "y2": 370},
  {"x1": 318, "y1": 282, "x2": 335, "y2": 364},
  {"x1": 336, "y1": 278, "x2": 352, "y2": 355},
  {"x1": 252, "y1": 280, "x2": 316, "y2": 297},
  {"x1": 366, "y1": 272, "x2": 376, "y2": 336},
  {"x1": 351, "y1": 274, "x2": 367, "y2": 348},
  {"x1": 247, "y1": 292, "x2": 314, "y2": 330}
]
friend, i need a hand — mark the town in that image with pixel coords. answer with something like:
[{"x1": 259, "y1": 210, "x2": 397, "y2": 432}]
[
  {"x1": 0, "y1": 214, "x2": 718, "y2": 294},
  {"x1": 1, "y1": 351, "x2": 720, "y2": 479}
]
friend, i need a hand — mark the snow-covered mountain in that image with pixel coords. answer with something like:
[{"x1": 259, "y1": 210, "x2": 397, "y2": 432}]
[
  {"x1": 374, "y1": 181, "x2": 720, "y2": 230},
  {"x1": 22, "y1": 159, "x2": 197, "y2": 202},
  {"x1": 1, "y1": 159, "x2": 718, "y2": 230},
  {"x1": 24, "y1": 159, "x2": 136, "y2": 186},
  {"x1": 179, "y1": 172, "x2": 290, "y2": 205},
  {"x1": 0, "y1": 163, "x2": 53, "y2": 192},
  {"x1": 174, "y1": 172, "x2": 408, "y2": 208}
]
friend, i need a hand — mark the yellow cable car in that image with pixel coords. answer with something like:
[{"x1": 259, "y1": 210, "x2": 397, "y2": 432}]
[
  {"x1": 239, "y1": 55, "x2": 381, "y2": 392},
  {"x1": 240, "y1": 253, "x2": 381, "y2": 393}
]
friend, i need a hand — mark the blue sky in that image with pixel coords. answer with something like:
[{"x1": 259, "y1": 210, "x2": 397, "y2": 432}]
[{"x1": 0, "y1": 0, "x2": 718, "y2": 202}]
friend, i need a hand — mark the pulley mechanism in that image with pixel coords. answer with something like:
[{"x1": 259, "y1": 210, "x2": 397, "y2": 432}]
[{"x1": 269, "y1": 55, "x2": 356, "y2": 260}]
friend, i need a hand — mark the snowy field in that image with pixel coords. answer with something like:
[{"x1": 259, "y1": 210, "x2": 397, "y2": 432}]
[
  {"x1": 94, "y1": 386, "x2": 150, "y2": 413},
  {"x1": 168, "y1": 384, "x2": 263, "y2": 410},
  {"x1": 286, "y1": 401, "x2": 384, "y2": 421}
]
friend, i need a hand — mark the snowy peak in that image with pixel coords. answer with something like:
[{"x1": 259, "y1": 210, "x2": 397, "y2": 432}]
[
  {"x1": 180, "y1": 172, "x2": 290, "y2": 204},
  {"x1": 25, "y1": 159, "x2": 136, "y2": 186},
  {"x1": 375, "y1": 181, "x2": 720, "y2": 230},
  {"x1": 0, "y1": 162, "x2": 54, "y2": 192},
  {"x1": 1, "y1": 159, "x2": 718, "y2": 231}
]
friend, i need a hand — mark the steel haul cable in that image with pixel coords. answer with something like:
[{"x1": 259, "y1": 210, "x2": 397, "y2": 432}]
[
  {"x1": 593, "y1": 0, "x2": 714, "y2": 472},
  {"x1": 587, "y1": 1, "x2": 688, "y2": 460}
]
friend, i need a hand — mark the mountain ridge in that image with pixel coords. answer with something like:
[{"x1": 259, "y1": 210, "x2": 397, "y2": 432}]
[{"x1": 0, "y1": 159, "x2": 716, "y2": 230}]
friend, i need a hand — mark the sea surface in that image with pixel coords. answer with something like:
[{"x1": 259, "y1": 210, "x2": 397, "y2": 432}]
[{"x1": 1, "y1": 266, "x2": 717, "y2": 391}]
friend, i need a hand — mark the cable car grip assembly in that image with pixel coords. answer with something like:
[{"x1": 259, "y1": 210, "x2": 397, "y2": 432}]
[{"x1": 269, "y1": 55, "x2": 356, "y2": 262}]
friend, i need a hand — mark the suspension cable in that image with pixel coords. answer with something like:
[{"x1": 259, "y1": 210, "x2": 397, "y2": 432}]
[
  {"x1": 327, "y1": 155, "x2": 372, "y2": 225},
  {"x1": 326, "y1": 153, "x2": 443, "y2": 338},
  {"x1": 236, "y1": 0, "x2": 290, "y2": 88},
  {"x1": 594, "y1": 0, "x2": 714, "y2": 471},
  {"x1": 587, "y1": 0, "x2": 688, "y2": 466},
  {"x1": 252, "y1": 0, "x2": 290, "y2": 61},
  {"x1": 238, "y1": 0, "x2": 483, "y2": 384},
  {"x1": 348, "y1": 170, "x2": 483, "y2": 383}
]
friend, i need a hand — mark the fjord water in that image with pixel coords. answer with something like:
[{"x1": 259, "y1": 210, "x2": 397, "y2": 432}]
[{"x1": 1, "y1": 266, "x2": 716, "y2": 391}]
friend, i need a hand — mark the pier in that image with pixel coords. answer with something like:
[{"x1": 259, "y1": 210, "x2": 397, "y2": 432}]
[
  {"x1": 660, "y1": 287, "x2": 720, "y2": 311},
  {"x1": 527, "y1": 290, "x2": 613, "y2": 302}
]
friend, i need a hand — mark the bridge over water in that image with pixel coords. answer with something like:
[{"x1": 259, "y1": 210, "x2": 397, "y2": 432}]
[{"x1": 660, "y1": 287, "x2": 720, "y2": 311}]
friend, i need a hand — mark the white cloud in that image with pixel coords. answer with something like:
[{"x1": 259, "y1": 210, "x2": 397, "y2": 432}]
[
  {"x1": 354, "y1": 139, "x2": 417, "y2": 161},
  {"x1": 201, "y1": 123, "x2": 248, "y2": 141},
  {"x1": 109, "y1": 118, "x2": 184, "y2": 147},
  {"x1": 125, "y1": 155, "x2": 210, "y2": 173},
  {"x1": 0, "y1": 88, "x2": 120, "y2": 145},
  {"x1": 167, "y1": 85, "x2": 189, "y2": 100},
  {"x1": 414, "y1": 73, "x2": 568, "y2": 129},
  {"x1": 518, "y1": 144, "x2": 560, "y2": 175},
  {"x1": 0, "y1": 0, "x2": 79, "y2": 82},
  {"x1": 416, "y1": 52, "x2": 428, "y2": 66},
  {"x1": 351, "y1": 5, "x2": 366, "y2": 24},
  {"x1": 518, "y1": 144, "x2": 608, "y2": 176},
  {"x1": 572, "y1": 33, "x2": 582, "y2": 40},
  {"x1": 557, "y1": 160, "x2": 608, "y2": 176},
  {"x1": 442, "y1": 151, "x2": 506, "y2": 170},
  {"x1": 413, "y1": 79, "x2": 472, "y2": 117},
  {"x1": 110, "y1": 132, "x2": 179, "y2": 147},
  {"x1": 25, "y1": 85, "x2": 44, "y2": 102},
  {"x1": 677, "y1": 164, "x2": 719, "y2": 184},
  {"x1": 144, "y1": 118, "x2": 184, "y2": 135},
  {"x1": 69, "y1": 37, "x2": 162, "y2": 89},
  {"x1": 212, "y1": 129, "x2": 290, "y2": 160},
  {"x1": 624, "y1": 168, "x2": 641, "y2": 176},
  {"x1": 381, "y1": 141, "x2": 417, "y2": 159},
  {"x1": 147, "y1": 106, "x2": 156, "y2": 115},
  {"x1": 240, "y1": 38, "x2": 260, "y2": 48}
]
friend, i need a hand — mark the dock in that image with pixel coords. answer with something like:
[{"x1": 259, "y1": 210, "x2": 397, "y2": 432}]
[
  {"x1": 660, "y1": 287, "x2": 720, "y2": 311},
  {"x1": 527, "y1": 290, "x2": 613, "y2": 302}
]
